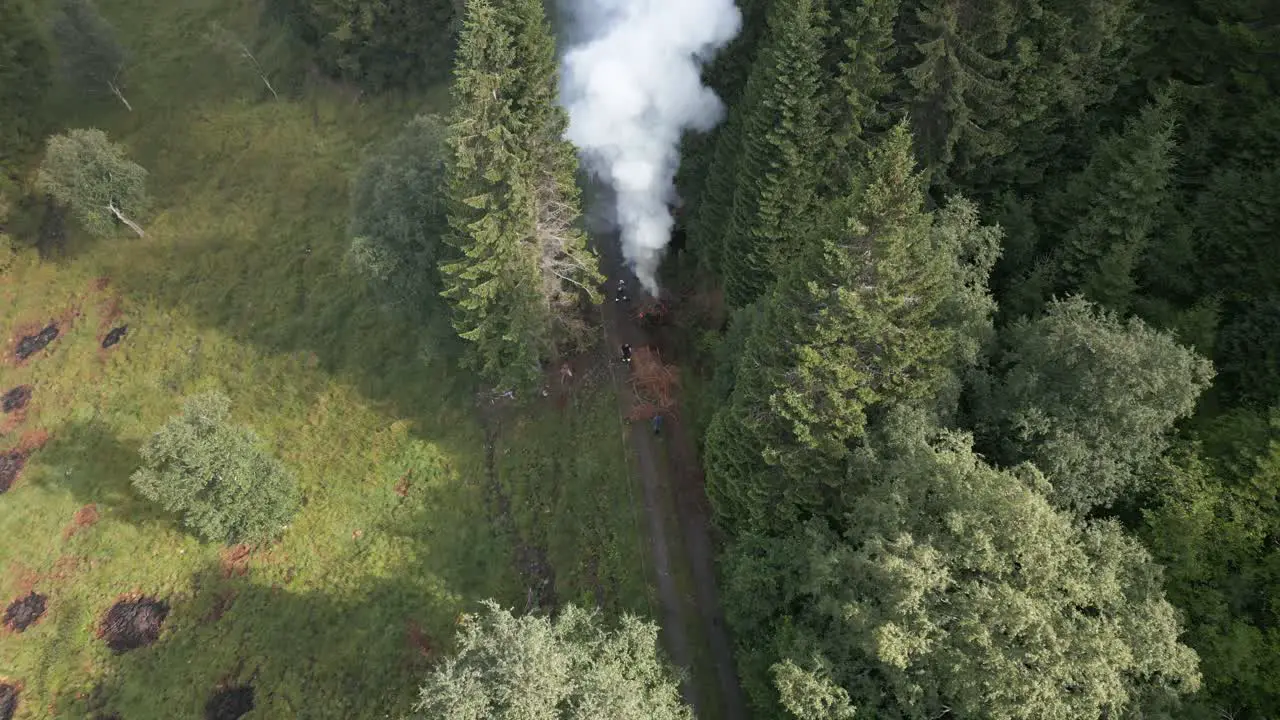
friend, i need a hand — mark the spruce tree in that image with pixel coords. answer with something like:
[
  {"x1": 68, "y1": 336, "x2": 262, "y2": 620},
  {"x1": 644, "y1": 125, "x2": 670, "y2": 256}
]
[
  {"x1": 440, "y1": 0, "x2": 548, "y2": 390},
  {"x1": 704, "y1": 123, "x2": 999, "y2": 533},
  {"x1": 899, "y1": 0, "x2": 1011, "y2": 183},
  {"x1": 503, "y1": 0, "x2": 603, "y2": 343},
  {"x1": 717, "y1": 0, "x2": 827, "y2": 307},
  {"x1": 821, "y1": 0, "x2": 898, "y2": 194},
  {"x1": 1043, "y1": 92, "x2": 1177, "y2": 313},
  {"x1": 441, "y1": 0, "x2": 601, "y2": 389},
  {"x1": 676, "y1": 0, "x2": 771, "y2": 213}
]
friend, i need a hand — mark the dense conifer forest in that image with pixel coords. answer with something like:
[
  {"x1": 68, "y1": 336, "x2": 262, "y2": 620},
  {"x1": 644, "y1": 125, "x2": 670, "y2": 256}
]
[{"x1": 684, "y1": 1, "x2": 1280, "y2": 717}]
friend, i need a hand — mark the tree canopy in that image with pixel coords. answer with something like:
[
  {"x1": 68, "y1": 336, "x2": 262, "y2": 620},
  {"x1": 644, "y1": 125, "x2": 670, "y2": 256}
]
[
  {"x1": 413, "y1": 601, "x2": 692, "y2": 720},
  {"x1": 273, "y1": 0, "x2": 456, "y2": 91},
  {"x1": 975, "y1": 297, "x2": 1214, "y2": 514},
  {"x1": 348, "y1": 113, "x2": 450, "y2": 313},
  {"x1": 724, "y1": 410, "x2": 1201, "y2": 719},
  {"x1": 440, "y1": 0, "x2": 601, "y2": 391},
  {"x1": 0, "y1": 0, "x2": 52, "y2": 169},
  {"x1": 37, "y1": 128, "x2": 149, "y2": 238},
  {"x1": 131, "y1": 391, "x2": 299, "y2": 545},
  {"x1": 704, "y1": 124, "x2": 1000, "y2": 534}
]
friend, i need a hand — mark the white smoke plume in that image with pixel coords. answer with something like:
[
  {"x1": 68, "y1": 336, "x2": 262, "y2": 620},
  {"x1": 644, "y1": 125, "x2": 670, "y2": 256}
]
[{"x1": 558, "y1": 0, "x2": 741, "y2": 294}]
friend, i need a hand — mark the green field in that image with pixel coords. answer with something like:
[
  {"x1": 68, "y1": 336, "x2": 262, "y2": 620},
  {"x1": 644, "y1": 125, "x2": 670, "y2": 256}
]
[{"x1": 0, "y1": 0, "x2": 651, "y2": 716}]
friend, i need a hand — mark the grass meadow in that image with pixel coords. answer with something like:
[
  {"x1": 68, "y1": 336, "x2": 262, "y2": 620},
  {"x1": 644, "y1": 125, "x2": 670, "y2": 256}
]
[{"x1": 0, "y1": 0, "x2": 652, "y2": 716}]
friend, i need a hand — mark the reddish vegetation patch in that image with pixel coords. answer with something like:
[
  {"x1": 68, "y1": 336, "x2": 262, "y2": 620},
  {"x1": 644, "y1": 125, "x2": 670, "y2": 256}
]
[
  {"x1": 204, "y1": 685, "x2": 254, "y2": 720},
  {"x1": 219, "y1": 545, "x2": 251, "y2": 578},
  {"x1": 47, "y1": 556, "x2": 84, "y2": 583},
  {"x1": 94, "y1": 277, "x2": 111, "y2": 292},
  {"x1": 0, "y1": 681, "x2": 20, "y2": 720},
  {"x1": 4, "y1": 592, "x2": 47, "y2": 633},
  {"x1": 394, "y1": 472, "x2": 411, "y2": 498},
  {"x1": 99, "y1": 595, "x2": 169, "y2": 653},
  {"x1": 405, "y1": 619, "x2": 434, "y2": 658},
  {"x1": 18, "y1": 428, "x2": 49, "y2": 452},
  {"x1": 5, "y1": 563, "x2": 38, "y2": 597},
  {"x1": 63, "y1": 504, "x2": 100, "y2": 540}
]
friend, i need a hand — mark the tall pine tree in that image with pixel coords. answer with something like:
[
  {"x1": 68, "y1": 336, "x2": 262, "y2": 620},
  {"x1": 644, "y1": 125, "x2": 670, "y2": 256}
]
[
  {"x1": 1044, "y1": 92, "x2": 1178, "y2": 313},
  {"x1": 704, "y1": 123, "x2": 999, "y2": 533},
  {"x1": 716, "y1": 0, "x2": 827, "y2": 307},
  {"x1": 441, "y1": 0, "x2": 601, "y2": 390},
  {"x1": 820, "y1": 0, "x2": 899, "y2": 195},
  {"x1": 899, "y1": 0, "x2": 1010, "y2": 184},
  {"x1": 441, "y1": 0, "x2": 549, "y2": 391},
  {"x1": 502, "y1": 0, "x2": 603, "y2": 344}
]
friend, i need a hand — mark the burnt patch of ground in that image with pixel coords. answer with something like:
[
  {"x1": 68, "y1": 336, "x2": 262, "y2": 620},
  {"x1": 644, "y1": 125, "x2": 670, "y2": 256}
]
[
  {"x1": 205, "y1": 685, "x2": 254, "y2": 720},
  {"x1": 0, "y1": 682, "x2": 18, "y2": 720},
  {"x1": 0, "y1": 451, "x2": 27, "y2": 493},
  {"x1": 101, "y1": 325, "x2": 128, "y2": 350},
  {"x1": 1, "y1": 386, "x2": 31, "y2": 414},
  {"x1": 99, "y1": 596, "x2": 170, "y2": 653},
  {"x1": 3, "y1": 592, "x2": 47, "y2": 632},
  {"x1": 15, "y1": 324, "x2": 59, "y2": 362}
]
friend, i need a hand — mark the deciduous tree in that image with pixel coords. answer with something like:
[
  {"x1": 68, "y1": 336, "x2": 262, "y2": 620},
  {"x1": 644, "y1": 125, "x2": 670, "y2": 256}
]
[
  {"x1": 413, "y1": 601, "x2": 691, "y2": 719},
  {"x1": 51, "y1": 0, "x2": 131, "y2": 111},
  {"x1": 37, "y1": 128, "x2": 149, "y2": 238},
  {"x1": 348, "y1": 114, "x2": 450, "y2": 313},
  {"x1": 1143, "y1": 410, "x2": 1280, "y2": 720},
  {"x1": 724, "y1": 409, "x2": 1202, "y2": 719},
  {"x1": 974, "y1": 296, "x2": 1214, "y2": 513}
]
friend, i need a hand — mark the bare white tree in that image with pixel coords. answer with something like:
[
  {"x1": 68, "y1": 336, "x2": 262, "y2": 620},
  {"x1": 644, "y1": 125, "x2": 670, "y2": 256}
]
[
  {"x1": 206, "y1": 22, "x2": 280, "y2": 101},
  {"x1": 51, "y1": 0, "x2": 133, "y2": 112}
]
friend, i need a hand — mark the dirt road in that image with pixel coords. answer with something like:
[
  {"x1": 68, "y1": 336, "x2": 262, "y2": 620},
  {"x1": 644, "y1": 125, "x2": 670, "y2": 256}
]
[{"x1": 600, "y1": 265, "x2": 748, "y2": 720}]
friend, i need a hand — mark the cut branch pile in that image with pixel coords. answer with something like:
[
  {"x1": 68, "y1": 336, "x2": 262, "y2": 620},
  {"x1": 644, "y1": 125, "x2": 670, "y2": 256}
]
[{"x1": 627, "y1": 347, "x2": 678, "y2": 420}]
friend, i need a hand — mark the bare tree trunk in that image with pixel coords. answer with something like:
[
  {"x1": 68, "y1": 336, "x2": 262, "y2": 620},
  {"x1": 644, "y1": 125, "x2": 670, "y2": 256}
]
[
  {"x1": 107, "y1": 204, "x2": 145, "y2": 237},
  {"x1": 207, "y1": 23, "x2": 280, "y2": 101},
  {"x1": 238, "y1": 44, "x2": 280, "y2": 101},
  {"x1": 108, "y1": 81, "x2": 133, "y2": 112}
]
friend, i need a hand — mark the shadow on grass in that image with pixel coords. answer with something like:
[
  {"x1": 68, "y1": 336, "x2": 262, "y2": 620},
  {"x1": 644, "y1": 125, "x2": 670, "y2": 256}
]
[
  {"x1": 97, "y1": 98, "x2": 477, "y2": 451},
  {"x1": 46, "y1": 561, "x2": 453, "y2": 718},
  {"x1": 32, "y1": 464, "x2": 515, "y2": 719},
  {"x1": 26, "y1": 418, "x2": 176, "y2": 530}
]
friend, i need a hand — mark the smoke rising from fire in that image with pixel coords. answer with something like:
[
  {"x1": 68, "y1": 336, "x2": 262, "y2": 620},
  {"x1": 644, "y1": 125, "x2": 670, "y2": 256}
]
[{"x1": 558, "y1": 0, "x2": 741, "y2": 293}]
